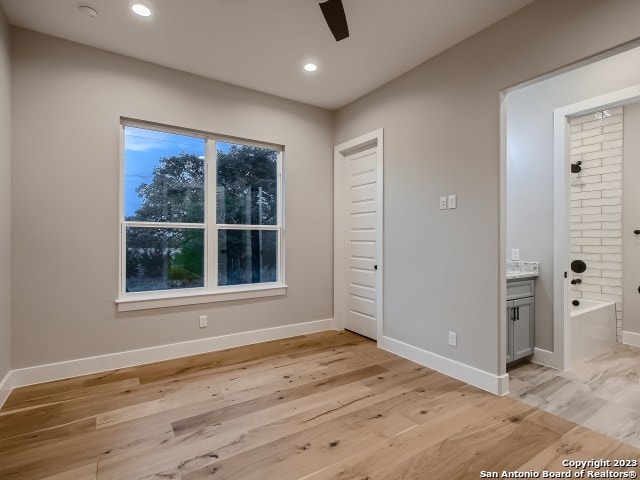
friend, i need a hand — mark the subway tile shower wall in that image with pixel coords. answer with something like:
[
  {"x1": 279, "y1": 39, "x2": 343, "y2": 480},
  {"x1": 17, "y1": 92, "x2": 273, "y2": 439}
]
[{"x1": 569, "y1": 107, "x2": 623, "y2": 342}]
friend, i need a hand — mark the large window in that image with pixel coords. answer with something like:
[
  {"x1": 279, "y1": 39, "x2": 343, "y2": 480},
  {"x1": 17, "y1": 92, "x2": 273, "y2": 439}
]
[{"x1": 119, "y1": 122, "x2": 284, "y2": 308}]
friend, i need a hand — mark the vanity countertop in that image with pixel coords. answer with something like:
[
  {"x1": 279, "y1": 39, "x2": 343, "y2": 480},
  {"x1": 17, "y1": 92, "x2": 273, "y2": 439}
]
[{"x1": 506, "y1": 261, "x2": 539, "y2": 281}]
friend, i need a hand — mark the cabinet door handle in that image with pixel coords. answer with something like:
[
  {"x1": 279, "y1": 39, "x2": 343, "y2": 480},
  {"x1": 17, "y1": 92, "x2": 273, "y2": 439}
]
[{"x1": 516, "y1": 306, "x2": 520, "y2": 321}]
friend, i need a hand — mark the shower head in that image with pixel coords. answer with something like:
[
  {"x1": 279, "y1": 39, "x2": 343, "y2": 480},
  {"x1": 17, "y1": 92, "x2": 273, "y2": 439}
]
[{"x1": 571, "y1": 161, "x2": 582, "y2": 174}]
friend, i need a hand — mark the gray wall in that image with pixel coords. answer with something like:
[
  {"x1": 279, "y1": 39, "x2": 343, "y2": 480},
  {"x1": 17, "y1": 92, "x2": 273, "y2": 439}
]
[
  {"x1": 10, "y1": 28, "x2": 334, "y2": 369},
  {"x1": 0, "y1": 5, "x2": 10, "y2": 380},
  {"x1": 507, "y1": 47, "x2": 640, "y2": 351},
  {"x1": 335, "y1": 0, "x2": 640, "y2": 374},
  {"x1": 623, "y1": 102, "x2": 640, "y2": 336}
]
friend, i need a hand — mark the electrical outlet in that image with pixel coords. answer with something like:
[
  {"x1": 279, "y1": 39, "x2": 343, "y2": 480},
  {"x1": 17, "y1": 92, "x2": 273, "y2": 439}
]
[
  {"x1": 512, "y1": 249, "x2": 520, "y2": 261},
  {"x1": 447, "y1": 194, "x2": 457, "y2": 209},
  {"x1": 439, "y1": 196, "x2": 447, "y2": 210},
  {"x1": 448, "y1": 332, "x2": 457, "y2": 347},
  {"x1": 199, "y1": 315, "x2": 208, "y2": 328}
]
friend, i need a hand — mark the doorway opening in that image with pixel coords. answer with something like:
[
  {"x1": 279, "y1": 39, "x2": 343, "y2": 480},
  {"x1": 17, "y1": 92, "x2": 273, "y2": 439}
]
[{"x1": 504, "y1": 44, "x2": 640, "y2": 373}]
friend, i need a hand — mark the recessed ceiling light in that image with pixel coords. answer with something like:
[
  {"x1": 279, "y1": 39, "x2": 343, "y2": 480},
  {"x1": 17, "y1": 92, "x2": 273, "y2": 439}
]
[
  {"x1": 304, "y1": 63, "x2": 318, "y2": 72},
  {"x1": 78, "y1": 5, "x2": 98, "y2": 18},
  {"x1": 131, "y1": 3, "x2": 152, "y2": 17}
]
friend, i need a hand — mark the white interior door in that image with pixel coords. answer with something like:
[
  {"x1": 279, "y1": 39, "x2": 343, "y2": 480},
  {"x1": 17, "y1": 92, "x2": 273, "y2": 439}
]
[{"x1": 342, "y1": 145, "x2": 378, "y2": 339}]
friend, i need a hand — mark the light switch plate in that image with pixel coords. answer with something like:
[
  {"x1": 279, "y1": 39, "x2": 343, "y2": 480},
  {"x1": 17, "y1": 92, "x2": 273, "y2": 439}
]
[
  {"x1": 447, "y1": 195, "x2": 457, "y2": 209},
  {"x1": 512, "y1": 249, "x2": 520, "y2": 261},
  {"x1": 440, "y1": 196, "x2": 447, "y2": 210}
]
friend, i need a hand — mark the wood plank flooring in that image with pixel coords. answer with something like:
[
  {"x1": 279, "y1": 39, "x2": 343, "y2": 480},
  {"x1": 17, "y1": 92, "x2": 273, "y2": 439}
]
[{"x1": 0, "y1": 331, "x2": 638, "y2": 480}]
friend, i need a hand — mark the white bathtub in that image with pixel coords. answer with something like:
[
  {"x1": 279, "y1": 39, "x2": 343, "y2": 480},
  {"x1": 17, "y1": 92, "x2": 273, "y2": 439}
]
[{"x1": 570, "y1": 298, "x2": 617, "y2": 364}]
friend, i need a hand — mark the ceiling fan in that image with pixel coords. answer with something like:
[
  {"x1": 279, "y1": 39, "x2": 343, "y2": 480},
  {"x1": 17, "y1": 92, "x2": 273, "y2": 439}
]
[{"x1": 311, "y1": 0, "x2": 350, "y2": 41}]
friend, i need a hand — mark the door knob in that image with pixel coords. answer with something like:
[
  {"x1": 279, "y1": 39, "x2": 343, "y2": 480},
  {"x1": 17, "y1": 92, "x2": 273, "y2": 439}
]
[
  {"x1": 373, "y1": 265, "x2": 378, "y2": 271},
  {"x1": 634, "y1": 230, "x2": 640, "y2": 235},
  {"x1": 571, "y1": 260, "x2": 587, "y2": 274}
]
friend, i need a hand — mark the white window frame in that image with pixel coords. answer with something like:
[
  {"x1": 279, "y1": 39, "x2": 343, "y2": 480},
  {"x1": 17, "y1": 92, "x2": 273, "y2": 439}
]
[{"x1": 116, "y1": 119, "x2": 286, "y2": 312}]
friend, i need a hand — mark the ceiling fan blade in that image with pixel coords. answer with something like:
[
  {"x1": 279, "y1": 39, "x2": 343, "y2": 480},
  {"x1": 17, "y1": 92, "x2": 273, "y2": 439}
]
[{"x1": 319, "y1": 0, "x2": 349, "y2": 41}]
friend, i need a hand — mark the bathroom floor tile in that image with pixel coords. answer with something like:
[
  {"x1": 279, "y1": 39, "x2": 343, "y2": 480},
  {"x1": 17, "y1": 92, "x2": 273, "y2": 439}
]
[
  {"x1": 508, "y1": 361, "x2": 560, "y2": 386},
  {"x1": 555, "y1": 390, "x2": 609, "y2": 425},
  {"x1": 508, "y1": 342, "x2": 640, "y2": 449},
  {"x1": 583, "y1": 401, "x2": 640, "y2": 448},
  {"x1": 507, "y1": 376, "x2": 540, "y2": 398},
  {"x1": 588, "y1": 376, "x2": 640, "y2": 410}
]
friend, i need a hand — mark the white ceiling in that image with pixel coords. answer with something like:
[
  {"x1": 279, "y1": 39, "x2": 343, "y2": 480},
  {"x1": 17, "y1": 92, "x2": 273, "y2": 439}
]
[{"x1": 0, "y1": 0, "x2": 534, "y2": 109}]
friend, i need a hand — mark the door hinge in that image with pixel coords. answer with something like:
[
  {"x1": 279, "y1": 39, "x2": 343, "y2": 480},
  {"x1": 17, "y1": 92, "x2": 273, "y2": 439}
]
[{"x1": 564, "y1": 271, "x2": 567, "y2": 278}]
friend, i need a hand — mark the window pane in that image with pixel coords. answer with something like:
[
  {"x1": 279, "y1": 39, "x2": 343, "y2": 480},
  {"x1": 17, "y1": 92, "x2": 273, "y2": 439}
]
[
  {"x1": 124, "y1": 126, "x2": 205, "y2": 223},
  {"x1": 218, "y1": 229, "x2": 277, "y2": 286},
  {"x1": 126, "y1": 227, "x2": 204, "y2": 292},
  {"x1": 216, "y1": 142, "x2": 278, "y2": 225}
]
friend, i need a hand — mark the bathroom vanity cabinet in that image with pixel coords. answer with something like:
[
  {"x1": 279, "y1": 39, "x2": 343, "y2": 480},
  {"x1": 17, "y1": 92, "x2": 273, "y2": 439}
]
[{"x1": 506, "y1": 279, "x2": 535, "y2": 364}]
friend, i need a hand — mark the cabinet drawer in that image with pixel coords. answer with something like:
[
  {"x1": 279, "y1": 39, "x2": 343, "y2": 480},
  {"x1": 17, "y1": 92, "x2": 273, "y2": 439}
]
[{"x1": 507, "y1": 280, "x2": 534, "y2": 300}]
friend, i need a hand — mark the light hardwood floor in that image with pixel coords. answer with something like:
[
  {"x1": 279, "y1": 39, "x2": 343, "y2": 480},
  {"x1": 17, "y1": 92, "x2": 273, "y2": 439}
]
[
  {"x1": 1, "y1": 331, "x2": 638, "y2": 480},
  {"x1": 509, "y1": 343, "x2": 640, "y2": 448}
]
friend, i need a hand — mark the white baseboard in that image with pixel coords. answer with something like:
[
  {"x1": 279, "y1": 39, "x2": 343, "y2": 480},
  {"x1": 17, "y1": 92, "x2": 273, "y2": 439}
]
[
  {"x1": 622, "y1": 330, "x2": 640, "y2": 347},
  {"x1": 0, "y1": 370, "x2": 13, "y2": 409},
  {"x1": 378, "y1": 336, "x2": 509, "y2": 396},
  {"x1": 8, "y1": 319, "x2": 334, "y2": 390},
  {"x1": 532, "y1": 347, "x2": 563, "y2": 370}
]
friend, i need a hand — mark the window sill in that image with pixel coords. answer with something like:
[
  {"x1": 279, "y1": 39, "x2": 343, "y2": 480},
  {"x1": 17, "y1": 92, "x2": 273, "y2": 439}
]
[{"x1": 116, "y1": 284, "x2": 288, "y2": 312}]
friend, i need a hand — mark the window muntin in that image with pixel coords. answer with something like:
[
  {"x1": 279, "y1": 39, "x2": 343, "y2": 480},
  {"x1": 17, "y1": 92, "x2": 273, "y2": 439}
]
[{"x1": 121, "y1": 123, "x2": 283, "y2": 298}]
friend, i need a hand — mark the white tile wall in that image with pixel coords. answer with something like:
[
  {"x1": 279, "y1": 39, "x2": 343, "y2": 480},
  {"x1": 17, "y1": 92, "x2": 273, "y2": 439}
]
[{"x1": 569, "y1": 107, "x2": 623, "y2": 342}]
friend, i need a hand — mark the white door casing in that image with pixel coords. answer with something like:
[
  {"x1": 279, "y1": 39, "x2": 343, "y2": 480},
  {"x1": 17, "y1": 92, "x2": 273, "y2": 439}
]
[
  {"x1": 623, "y1": 102, "x2": 640, "y2": 341},
  {"x1": 334, "y1": 129, "x2": 384, "y2": 340},
  {"x1": 553, "y1": 85, "x2": 640, "y2": 370}
]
